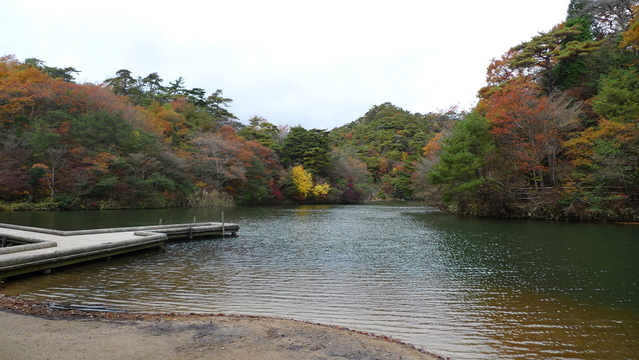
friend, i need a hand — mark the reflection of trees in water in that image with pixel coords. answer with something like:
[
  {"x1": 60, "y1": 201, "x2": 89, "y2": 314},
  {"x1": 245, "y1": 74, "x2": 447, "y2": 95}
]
[{"x1": 473, "y1": 288, "x2": 639, "y2": 360}]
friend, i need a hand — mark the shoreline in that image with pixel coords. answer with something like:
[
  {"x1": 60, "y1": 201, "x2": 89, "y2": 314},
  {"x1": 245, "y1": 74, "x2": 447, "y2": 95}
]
[{"x1": 0, "y1": 294, "x2": 447, "y2": 360}]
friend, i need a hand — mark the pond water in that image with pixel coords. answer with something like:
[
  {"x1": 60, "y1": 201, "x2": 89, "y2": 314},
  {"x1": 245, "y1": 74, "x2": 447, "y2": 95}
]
[{"x1": 1, "y1": 202, "x2": 638, "y2": 359}]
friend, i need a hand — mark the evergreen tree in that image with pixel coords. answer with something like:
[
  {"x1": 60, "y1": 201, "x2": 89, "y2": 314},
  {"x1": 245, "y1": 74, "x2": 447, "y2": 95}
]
[
  {"x1": 592, "y1": 68, "x2": 639, "y2": 122},
  {"x1": 281, "y1": 126, "x2": 330, "y2": 175},
  {"x1": 428, "y1": 113, "x2": 494, "y2": 203}
]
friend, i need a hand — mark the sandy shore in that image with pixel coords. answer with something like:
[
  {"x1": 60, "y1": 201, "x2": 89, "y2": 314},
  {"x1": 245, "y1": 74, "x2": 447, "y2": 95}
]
[{"x1": 0, "y1": 294, "x2": 445, "y2": 360}]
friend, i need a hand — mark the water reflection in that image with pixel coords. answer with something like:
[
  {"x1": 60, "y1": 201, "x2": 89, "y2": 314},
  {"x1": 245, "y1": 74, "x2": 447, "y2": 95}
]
[
  {"x1": 2, "y1": 203, "x2": 638, "y2": 360},
  {"x1": 473, "y1": 288, "x2": 639, "y2": 360}
]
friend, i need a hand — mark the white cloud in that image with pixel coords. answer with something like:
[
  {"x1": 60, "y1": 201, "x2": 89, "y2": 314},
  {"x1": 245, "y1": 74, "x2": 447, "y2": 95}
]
[{"x1": 1, "y1": 0, "x2": 569, "y2": 129}]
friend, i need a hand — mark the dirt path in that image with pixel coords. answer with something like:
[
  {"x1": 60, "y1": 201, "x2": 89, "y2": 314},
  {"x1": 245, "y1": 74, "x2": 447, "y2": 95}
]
[{"x1": 0, "y1": 295, "x2": 445, "y2": 360}]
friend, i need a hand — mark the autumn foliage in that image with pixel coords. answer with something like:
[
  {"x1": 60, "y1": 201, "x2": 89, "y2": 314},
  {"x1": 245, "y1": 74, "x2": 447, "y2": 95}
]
[
  {"x1": 2, "y1": 0, "x2": 639, "y2": 221},
  {"x1": 0, "y1": 55, "x2": 288, "y2": 208},
  {"x1": 425, "y1": 0, "x2": 639, "y2": 221},
  {"x1": 0, "y1": 56, "x2": 361, "y2": 208}
]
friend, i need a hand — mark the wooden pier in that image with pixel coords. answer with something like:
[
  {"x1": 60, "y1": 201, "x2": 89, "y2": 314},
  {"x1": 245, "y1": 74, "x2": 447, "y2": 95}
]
[{"x1": 0, "y1": 222, "x2": 239, "y2": 281}]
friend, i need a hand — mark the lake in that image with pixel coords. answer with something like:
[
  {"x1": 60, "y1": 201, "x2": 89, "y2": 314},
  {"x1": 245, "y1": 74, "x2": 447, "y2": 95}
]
[{"x1": 1, "y1": 202, "x2": 638, "y2": 359}]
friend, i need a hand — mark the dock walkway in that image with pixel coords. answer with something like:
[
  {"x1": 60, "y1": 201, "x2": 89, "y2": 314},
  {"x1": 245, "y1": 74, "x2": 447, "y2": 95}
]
[{"x1": 0, "y1": 222, "x2": 239, "y2": 281}]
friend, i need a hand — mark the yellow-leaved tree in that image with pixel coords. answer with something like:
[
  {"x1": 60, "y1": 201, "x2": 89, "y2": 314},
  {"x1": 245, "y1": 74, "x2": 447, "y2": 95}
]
[
  {"x1": 621, "y1": 6, "x2": 639, "y2": 54},
  {"x1": 291, "y1": 165, "x2": 313, "y2": 198},
  {"x1": 311, "y1": 183, "x2": 331, "y2": 196},
  {"x1": 291, "y1": 165, "x2": 331, "y2": 199}
]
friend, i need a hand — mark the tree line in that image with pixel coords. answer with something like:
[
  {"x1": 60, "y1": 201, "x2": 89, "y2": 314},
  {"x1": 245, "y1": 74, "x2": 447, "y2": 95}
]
[
  {"x1": 422, "y1": 0, "x2": 639, "y2": 221},
  {"x1": 5, "y1": 54, "x2": 433, "y2": 209},
  {"x1": 0, "y1": 54, "x2": 359, "y2": 209},
  {"x1": 1, "y1": 0, "x2": 639, "y2": 222}
]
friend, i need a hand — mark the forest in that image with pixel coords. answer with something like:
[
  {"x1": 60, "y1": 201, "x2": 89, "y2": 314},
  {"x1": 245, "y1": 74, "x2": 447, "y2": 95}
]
[
  {"x1": 1, "y1": 0, "x2": 638, "y2": 222},
  {"x1": 422, "y1": 0, "x2": 639, "y2": 221}
]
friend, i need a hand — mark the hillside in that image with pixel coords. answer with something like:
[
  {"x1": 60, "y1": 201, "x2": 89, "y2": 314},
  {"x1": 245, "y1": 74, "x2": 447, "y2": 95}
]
[
  {"x1": 2, "y1": 0, "x2": 639, "y2": 222},
  {"x1": 328, "y1": 103, "x2": 459, "y2": 199},
  {"x1": 422, "y1": 0, "x2": 639, "y2": 221}
]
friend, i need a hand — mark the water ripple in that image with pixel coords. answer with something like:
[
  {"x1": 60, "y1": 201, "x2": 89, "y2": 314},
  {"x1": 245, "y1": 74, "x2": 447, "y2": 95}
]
[{"x1": 4, "y1": 203, "x2": 639, "y2": 360}]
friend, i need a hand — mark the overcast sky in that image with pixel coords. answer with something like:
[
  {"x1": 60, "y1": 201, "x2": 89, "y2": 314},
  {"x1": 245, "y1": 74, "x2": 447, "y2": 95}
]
[{"x1": 2, "y1": 0, "x2": 570, "y2": 130}]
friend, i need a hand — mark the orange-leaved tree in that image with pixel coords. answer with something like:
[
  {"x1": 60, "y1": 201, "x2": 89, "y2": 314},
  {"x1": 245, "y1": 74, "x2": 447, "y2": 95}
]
[
  {"x1": 481, "y1": 77, "x2": 581, "y2": 189},
  {"x1": 192, "y1": 126, "x2": 253, "y2": 190},
  {"x1": 565, "y1": 118, "x2": 639, "y2": 189},
  {"x1": 0, "y1": 55, "x2": 83, "y2": 124}
]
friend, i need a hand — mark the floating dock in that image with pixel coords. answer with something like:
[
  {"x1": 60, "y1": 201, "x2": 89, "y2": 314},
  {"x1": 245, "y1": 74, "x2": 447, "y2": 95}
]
[{"x1": 0, "y1": 222, "x2": 239, "y2": 281}]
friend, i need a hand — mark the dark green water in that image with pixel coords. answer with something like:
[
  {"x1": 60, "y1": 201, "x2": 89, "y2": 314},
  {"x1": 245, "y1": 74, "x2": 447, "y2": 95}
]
[{"x1": 1, "y1": 202, "x2": 638, "y2": 359}]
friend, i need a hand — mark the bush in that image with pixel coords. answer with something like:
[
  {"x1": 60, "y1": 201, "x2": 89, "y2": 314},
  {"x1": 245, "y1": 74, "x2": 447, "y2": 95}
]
[
  {"x1": 54, "y1": 195, "x2": 73, "y2": 209},
  {"x1": 187, "y1": 189, "x2": 235, "y2": 207}
]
